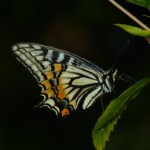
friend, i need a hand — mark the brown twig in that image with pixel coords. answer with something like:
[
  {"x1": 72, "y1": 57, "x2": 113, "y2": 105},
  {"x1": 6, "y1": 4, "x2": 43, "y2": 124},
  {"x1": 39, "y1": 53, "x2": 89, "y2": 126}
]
[{"x1": 108, "y1": 0, "x2": 150, "y2": 30}]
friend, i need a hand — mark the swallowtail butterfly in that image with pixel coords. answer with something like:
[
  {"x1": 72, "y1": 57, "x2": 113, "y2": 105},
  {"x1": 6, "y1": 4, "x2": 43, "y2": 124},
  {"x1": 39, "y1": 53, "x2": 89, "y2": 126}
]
[{"x1": 12, "y1": 43, "x2": 118, "y2": 117}]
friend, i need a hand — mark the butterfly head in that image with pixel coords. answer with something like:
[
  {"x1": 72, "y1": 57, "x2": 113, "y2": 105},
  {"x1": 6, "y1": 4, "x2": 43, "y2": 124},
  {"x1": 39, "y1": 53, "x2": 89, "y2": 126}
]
[{"x1": 104, "y1": 67, "x2": 118, "y2": 88}]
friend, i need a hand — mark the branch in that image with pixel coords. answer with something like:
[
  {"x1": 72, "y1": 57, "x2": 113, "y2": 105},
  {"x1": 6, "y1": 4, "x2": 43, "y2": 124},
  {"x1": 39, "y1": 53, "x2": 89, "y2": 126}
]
[{"x1": 109, "y1": 0, "x2": 150, "y2": 30}]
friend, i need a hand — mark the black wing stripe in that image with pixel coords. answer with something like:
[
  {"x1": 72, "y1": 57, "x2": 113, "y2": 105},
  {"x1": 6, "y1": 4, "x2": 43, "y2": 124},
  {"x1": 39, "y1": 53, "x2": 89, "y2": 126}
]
[
  {"x1": 82, "y1": 86, "x2": 102, "y2": 109},
  {"x1": 66, "y1": 66, "x2": 97, "y2": 80}
]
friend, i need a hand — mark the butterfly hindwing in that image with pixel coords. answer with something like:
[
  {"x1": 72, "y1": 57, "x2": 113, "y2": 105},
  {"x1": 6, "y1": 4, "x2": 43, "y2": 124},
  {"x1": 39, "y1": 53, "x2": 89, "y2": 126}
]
[{"x1": 39, "y1": 64, "x2": 102, "y2": 116}]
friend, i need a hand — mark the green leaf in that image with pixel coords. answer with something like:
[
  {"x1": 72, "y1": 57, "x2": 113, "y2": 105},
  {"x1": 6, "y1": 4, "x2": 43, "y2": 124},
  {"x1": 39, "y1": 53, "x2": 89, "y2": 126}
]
[
  {"x1": 126, "y1": 0, "x2": 150, "y2": 11},
  {"x1": 115, "y1": 24, "x2": 150, "y2": 37},
  {"x1": 92, "y1": 77, "x2": 150, "y2": 150}
]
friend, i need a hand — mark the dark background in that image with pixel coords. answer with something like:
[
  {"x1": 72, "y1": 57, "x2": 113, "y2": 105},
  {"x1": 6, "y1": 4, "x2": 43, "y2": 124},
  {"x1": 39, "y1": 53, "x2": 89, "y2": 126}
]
[{"x1": 0, "y1": 0, "x2": 150, "y2": 150}]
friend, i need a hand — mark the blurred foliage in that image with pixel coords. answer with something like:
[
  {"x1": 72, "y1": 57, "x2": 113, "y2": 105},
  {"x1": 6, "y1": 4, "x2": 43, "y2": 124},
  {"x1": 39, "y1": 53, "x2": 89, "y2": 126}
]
[{"x1": 126, "y1": 0, "x2": 150, "y2": 10}]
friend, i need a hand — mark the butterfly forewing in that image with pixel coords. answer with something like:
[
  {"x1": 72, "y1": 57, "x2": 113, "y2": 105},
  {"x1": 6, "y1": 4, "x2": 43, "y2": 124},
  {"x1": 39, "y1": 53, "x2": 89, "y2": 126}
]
[{"x1": 12, "y1": 43, "x2": 117, "y2": 117}]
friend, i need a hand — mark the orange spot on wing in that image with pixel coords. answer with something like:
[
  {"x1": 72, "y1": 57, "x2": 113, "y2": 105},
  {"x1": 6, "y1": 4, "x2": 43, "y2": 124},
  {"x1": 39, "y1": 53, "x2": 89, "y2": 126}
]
[
  {"x1": 40, "y1": 80, "x2": 51, "y2": 89},
  {"x1": 43, "y1": 71, "x2": 54, "y2": 80},
  {"x1": 57, "y1": 85, "x2": 64, "y2": 91},
  {"x1": 61, "y1": 108, "x2": 70, "y2": 117},
  {"x1": 58, "y1": 91, "x2": 66, "y2": 99},
  {"x1": 54, "y1": 64, "x2": 62, "y2": 72},
  {"x1": 42, "y1": 89, "x2": 54, "y2": 98}
]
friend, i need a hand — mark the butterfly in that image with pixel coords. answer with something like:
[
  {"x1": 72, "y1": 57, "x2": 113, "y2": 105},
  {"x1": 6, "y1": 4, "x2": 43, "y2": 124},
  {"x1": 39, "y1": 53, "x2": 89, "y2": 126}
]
[{"x1": 12, "y1": 43, "x2": 118, "y2": 117}]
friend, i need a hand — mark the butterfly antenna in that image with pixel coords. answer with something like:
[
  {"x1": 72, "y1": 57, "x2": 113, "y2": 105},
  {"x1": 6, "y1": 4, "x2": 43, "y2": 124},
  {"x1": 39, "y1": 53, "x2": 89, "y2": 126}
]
[{"x1": 112, "y1": 39, "x2": 130, "y2": 68}]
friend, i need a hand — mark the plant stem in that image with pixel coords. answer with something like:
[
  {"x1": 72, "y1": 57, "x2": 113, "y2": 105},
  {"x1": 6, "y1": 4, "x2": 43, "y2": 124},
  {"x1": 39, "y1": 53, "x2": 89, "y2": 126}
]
[{"x1": 108, "y1": 0, "x2": 150, "y2": 30}]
